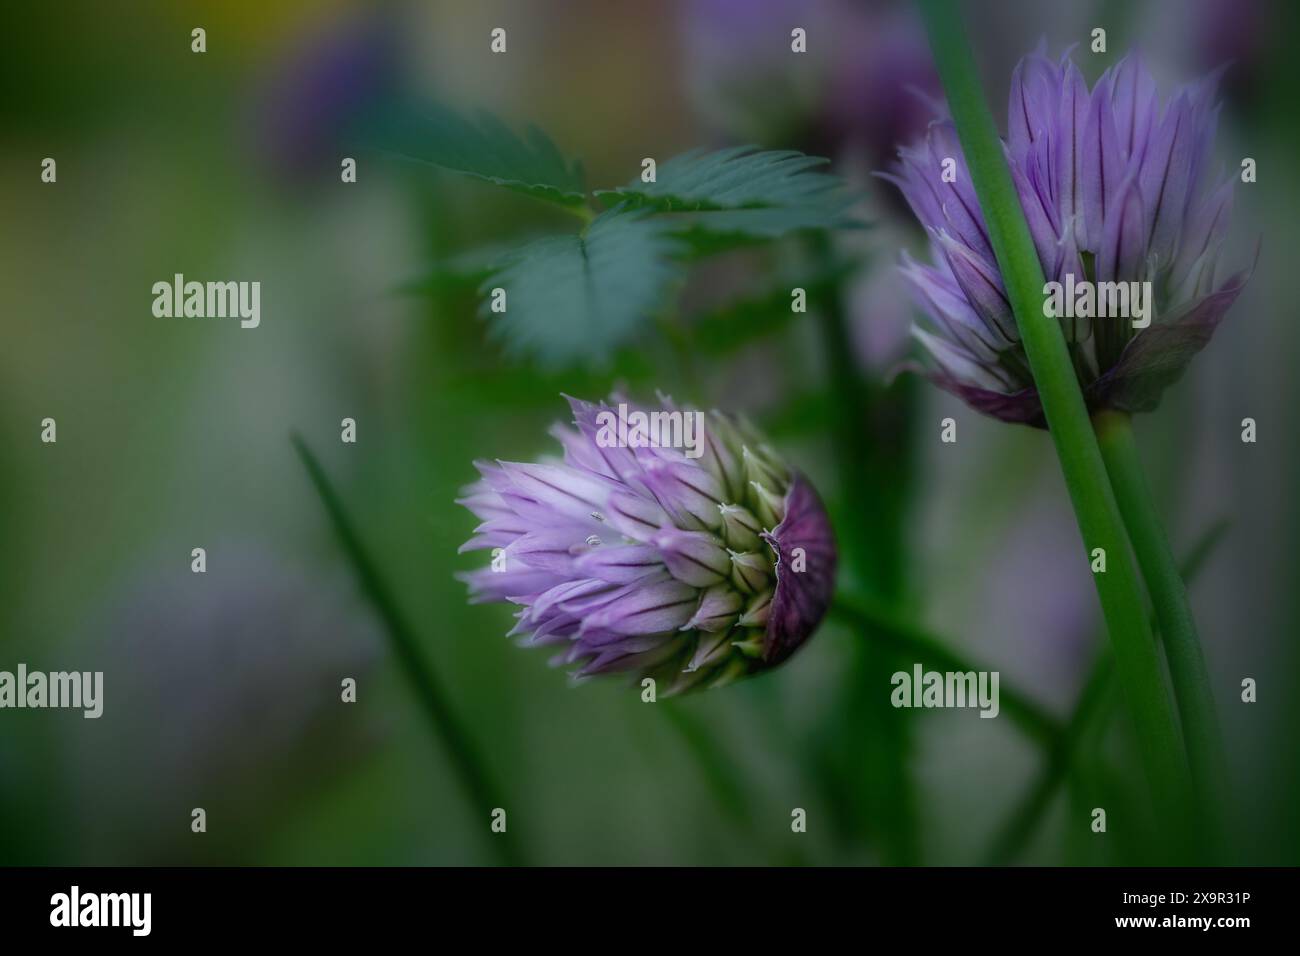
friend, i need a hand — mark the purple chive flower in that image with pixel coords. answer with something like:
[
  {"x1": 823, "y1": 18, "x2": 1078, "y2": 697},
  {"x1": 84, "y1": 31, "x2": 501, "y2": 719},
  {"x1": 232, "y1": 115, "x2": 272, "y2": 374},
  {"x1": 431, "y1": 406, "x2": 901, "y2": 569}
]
[
  {"x1": 457, "y1": 395, "x2": 836, "y2": 694},
  {"x1": 881, "y1": 46, "x2": 1252, "y2": 426}
]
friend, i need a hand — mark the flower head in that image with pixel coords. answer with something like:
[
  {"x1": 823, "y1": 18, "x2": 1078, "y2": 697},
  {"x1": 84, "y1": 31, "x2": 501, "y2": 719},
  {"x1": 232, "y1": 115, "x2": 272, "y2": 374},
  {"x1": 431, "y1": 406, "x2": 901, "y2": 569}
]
[
  {"x1": 457, "y1": 395, "x2": 836, "y2": 694},
  {"x1": 882, "y1": 46, "x2": 1251, "y2": 425}
]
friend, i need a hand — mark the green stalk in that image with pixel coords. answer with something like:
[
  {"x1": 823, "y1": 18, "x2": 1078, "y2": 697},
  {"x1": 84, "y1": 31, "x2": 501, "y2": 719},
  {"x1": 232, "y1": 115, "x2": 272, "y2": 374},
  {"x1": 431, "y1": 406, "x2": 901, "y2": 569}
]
[
  {"x1": 984, "y1": 518, "x2": 1229, "y2": 863},
  {"x1": 918, "y1": 0, "x2": 1190, "y2": 840},
  {"x1": 1094, "y1": 410, "x2": 1229, "y2": 854},
  {"x1": 658, "y1": 700, "x2": 786, "y2": 861},
  {"x1": 292, "y1": 434, "x2": 522, "y2": 865},
  {"x1": 987, "y1": 657, "x2": 1115, "y2": 864},
  {"x1": 810, "y1": 231, "x2": 919, "y2": 864}
]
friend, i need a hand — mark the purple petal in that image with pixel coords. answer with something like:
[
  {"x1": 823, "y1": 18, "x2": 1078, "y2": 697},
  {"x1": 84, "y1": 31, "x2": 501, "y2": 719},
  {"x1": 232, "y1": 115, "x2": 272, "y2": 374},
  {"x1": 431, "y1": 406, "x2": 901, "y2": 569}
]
[
  {"x1": 681, "y1": 584, "x2": 743, "y2": 633},
  {"x1": 1090, "y1": 269, "x2": 1251, "y2": 413},
  {"x1": 905, "y1": 359, "x2": 1046, "y2": 426},
  {"x1": 639, "y1": 459, "x2": 725, "y2": 531},
  {"x1": 759, "y1": 475, "x2": 837, "y2": 665},
  {"x1": 603, "y1": 490, "x2": 671, "y2": 542},
  {"x1": 1139, "y1": 91, "x2": 1196, "y2": 266},
  {"x1": 456, "y1": 514, "x2": 532, "y2": 553},
  {"x1": 935, "y1": 230, "x2": 1018, "y2": 345},
  {"x1": 696, "y1": 414, "x2": 743, "y2": 503},
  {"x1": 1009, "y1": 154, "x2": 1062, "y2": 273},
  {"x1": 574, "y1": 635, "x2": 681, "y2": 677},
  {"x1": 910, "y1": 327, "x2": 1014, "y2": 392},
  {"x1": 1171, "y1": 177, "x2": 1233, "y2": 290},
  {"x1": 925, "y1": 121, "x2": 994, "y2": 263},
  {"x1": 1050, "y1": 227, "x2": 1090, "y2": 344},
  {"x1": 505, "y1": 531, "x2": 590, "y2": 575},
  {"x1": 572, "y1": 544, "x2": 665, "y2": 584},
  {"x1": 456, "y1": 567, "x2": 567, "y2": 605},
  {"x1": 652, "y1": 528, "x2": 730, "y2": 587},
  {"x1": 531, "y1": 578, "x2": 617, "y2": 620},
  {"x1": 1079, "y1": 69, "x2": 1125, "y2": 251},
  {"x1": 717, "y1": 502, "x2": 763, "y2": 551},
  {"x1": 578, "y1": 578, "x2": 699, "y2": 637},
  {"x1": 1110, "y1": 52, "x2": 1159, "y2": 161},
  {"x1": 561, "y1": 394, "x2": 645, "y2": 486},
  {"x1": 901, "y1": 251, "x2": 1004, "y2": 361},
  {"x1": 686, "y1": 629, "x2": 735, "y2": 672},
  {"x1": 498, "y1": 461, "x2": 615, "y2": 516},
  {"x1": 1097, "y1": 174, "x2": 1147, "y2": 283},
  {"x1": 547, "y1": 421, "x2": 615, "y2": 479},
  {"x1": 1056, "y1": 62, "x2": 1089, "y2": 245},
  {"x1": 1008, "y1": 52, "x2": 1064, "y2": 158}
]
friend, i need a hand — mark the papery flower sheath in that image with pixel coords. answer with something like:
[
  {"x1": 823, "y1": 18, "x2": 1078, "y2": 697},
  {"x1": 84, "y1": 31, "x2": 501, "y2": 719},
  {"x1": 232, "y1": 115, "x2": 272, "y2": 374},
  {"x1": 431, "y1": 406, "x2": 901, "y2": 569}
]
[
  {"x1": 882, "y1": 45, "x2": 1252, "y2": 425},
  {"x1": 457, "y1": 395, "x2": 836, "y2": 694}
]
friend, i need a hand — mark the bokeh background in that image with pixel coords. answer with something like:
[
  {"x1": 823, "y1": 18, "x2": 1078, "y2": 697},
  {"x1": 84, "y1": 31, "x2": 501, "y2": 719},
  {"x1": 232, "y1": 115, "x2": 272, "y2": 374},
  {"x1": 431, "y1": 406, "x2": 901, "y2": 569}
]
[{"x1": 1, "y1": 0, "x2": 1296, "y2": 865}]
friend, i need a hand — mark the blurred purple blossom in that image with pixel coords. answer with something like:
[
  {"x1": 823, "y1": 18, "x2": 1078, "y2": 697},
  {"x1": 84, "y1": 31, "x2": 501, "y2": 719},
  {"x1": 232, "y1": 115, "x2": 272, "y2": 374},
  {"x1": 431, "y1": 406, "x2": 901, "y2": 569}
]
[
  {"x1": 254, "y1": 10, "x2": 401, "y2": 179},
  {"x1": 457, "y1": 394, "x2": 836, "y2": 694},
  {"x1": 682, "y1": 0, "x2": 938, "y2": 163},
  {"x1": 882, "y1": 45, "x2": 1252, "y2": 425}
]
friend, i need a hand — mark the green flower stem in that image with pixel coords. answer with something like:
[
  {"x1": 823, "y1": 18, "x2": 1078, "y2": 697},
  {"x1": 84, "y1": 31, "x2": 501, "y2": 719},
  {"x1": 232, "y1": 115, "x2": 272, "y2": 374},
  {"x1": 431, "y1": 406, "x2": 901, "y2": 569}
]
[
  {"x1": 292, "y1": 434, "x2": 522, "y2": 866},
  {"x1": 660, "y1": 702, "x2": 754, "y2": 829},
  {"x1": 1094, "y1": 410, "x2": 1229, "y2": 854},
  {"x1": 658, "y1": 701, "x2": 796, "y2": 861},
  {"x1": 984, "y1": 518, "x2": 1229, "y2": 864},
  {"x1": 918, "y1": 0, "x2": 1191, "y2": 842},
  {"x1": 987, "y1": 656, "x2": 1116, "y2": 864},
  {"x1": 810, "y1": 230, "x2": 919, "y2": 864}
]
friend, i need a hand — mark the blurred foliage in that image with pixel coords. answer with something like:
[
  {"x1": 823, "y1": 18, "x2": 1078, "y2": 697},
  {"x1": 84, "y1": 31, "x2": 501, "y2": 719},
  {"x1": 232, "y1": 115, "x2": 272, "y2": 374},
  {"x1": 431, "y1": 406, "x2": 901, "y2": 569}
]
[
  {"x1": 369, "y1": 102, "x2": 588, "y2": 206},
  {"x1": 371, "y1": 101, "x2": 864, "y2": 366},
  {"x1": 476, "y1": 207, "x2": 684, "y2": 367},
  {"x1": 0, "y1": 0, "x2": 1295, "y2": 869}
]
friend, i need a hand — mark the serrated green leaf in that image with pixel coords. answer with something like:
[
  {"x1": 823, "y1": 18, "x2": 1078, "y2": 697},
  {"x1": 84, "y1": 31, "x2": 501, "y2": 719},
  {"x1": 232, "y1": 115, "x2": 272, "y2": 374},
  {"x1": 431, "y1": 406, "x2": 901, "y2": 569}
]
[
  {"x1": 596, "y1": 146, "x2": 851, "y2": 212},
  {"x1": 665, "y1": 206, "x2": 868, "y2": 257},
  {"x1": 367, "y1": 102, "x2": 587, "y2": 206},
  {"x1": 478, "y1": 208, "x2": 682, "y2": 367},
  {"x1": 595, "y1": 146, "x2": 862, "y2": 249}
]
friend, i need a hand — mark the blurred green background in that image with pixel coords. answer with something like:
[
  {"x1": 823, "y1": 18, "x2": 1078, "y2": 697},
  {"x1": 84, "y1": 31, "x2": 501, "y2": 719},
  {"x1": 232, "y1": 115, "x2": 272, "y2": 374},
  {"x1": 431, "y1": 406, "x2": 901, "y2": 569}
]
[{"x1": 1, "y1": 0, "x2": 1296, "y2": 865}]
